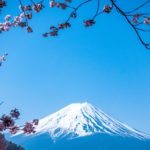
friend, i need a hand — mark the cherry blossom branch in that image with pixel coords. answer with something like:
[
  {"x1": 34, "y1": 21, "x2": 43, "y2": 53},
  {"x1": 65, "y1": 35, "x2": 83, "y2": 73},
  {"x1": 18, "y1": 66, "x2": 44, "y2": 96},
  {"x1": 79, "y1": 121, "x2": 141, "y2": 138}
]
[
  {"x1": 135, "y1": 28, "x2": 150, "y2": 32},
  {"x1": 19, "y1": 0, "x2": 29, "y2": 26},
  {"x1": 43, "y1": 0, "x2": 93, "y2": 37},
  {"x1": 0, "y1": 108, "x2": 39, "y2": 135},
  {"x1": 93, "y1": 0, "x2": 100, "y2": 19},
  {"x1": 110, "y1": 0, "x2": 150, "y2": 50},
  {"x1": 66, "y1": 0, "x2": 93, "y2": 22},
  {"x1": 0, "y1": 0, "x2": 150, "y2": 50}
]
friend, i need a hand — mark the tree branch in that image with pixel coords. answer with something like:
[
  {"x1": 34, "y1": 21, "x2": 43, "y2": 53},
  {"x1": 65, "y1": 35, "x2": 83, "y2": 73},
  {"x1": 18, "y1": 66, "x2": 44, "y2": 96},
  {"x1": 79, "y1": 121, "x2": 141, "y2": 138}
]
[{"x1": 110, "y1": 0, "x2": 150, "y2": 50}]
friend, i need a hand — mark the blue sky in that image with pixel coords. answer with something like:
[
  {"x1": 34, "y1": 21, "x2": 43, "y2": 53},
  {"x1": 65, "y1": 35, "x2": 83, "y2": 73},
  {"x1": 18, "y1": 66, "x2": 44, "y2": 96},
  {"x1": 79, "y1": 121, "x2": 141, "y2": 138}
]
[{"x1": 0, "y1": 0, "x2": 150, "y2": 134}]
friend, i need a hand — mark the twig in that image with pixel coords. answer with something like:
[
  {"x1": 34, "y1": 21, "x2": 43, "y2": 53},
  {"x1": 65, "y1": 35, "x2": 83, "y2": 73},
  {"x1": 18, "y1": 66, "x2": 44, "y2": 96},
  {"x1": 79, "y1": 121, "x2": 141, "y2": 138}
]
[
  {"x1": 19, "y1": 0, "x2": 29, "y2": 26},
  {"x1": 126, "y1": 0, "x2": 150, "y2": 14}
]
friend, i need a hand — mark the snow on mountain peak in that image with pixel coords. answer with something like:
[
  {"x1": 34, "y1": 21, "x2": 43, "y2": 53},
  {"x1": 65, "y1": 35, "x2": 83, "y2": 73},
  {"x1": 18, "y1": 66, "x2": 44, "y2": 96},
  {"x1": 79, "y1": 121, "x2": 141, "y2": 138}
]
[{"x1": 35, "y1": 102, "x2": 149, "y2": 140}]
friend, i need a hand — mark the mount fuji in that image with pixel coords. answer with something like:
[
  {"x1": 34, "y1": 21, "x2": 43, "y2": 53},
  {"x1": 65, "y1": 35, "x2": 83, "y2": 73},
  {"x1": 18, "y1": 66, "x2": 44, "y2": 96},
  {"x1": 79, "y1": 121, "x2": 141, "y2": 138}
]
[
  {"x1": 10, "y1": 102, "x2": 150, "y2": 150},
  {"x1": 35, "y1": 102, "x2": 149, "y2": 139}
]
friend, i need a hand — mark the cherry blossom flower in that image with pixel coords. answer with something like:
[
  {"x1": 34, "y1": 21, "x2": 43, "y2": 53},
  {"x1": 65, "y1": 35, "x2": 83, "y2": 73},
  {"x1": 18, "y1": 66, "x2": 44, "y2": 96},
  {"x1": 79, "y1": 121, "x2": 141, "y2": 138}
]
[
  {"x1": 132, "y1": 14, "x2": 141, "y2": 24},
  {"x1": 103, "y1": 5, "x2": 112, "y2": 13},
  {"x1": 144, "y1": 18, "x2": 150, "y2": 25},
  {"x1": 26, "y1": 13, "x2": 32, "y2": 19},
  {"x1": 19, "y1": 5, "x2": 32, "y2": 11},
  {"x1": 43, "y1": 32, "x2": 49, "y2": 37},
  {"x1": 0, "y1": 115, "x2": 15, "y2": 128},
  {"x1": 5, "y1": 15, "x2": 11, "y2": 21},
  {"x1": 32, "y1": 3, "x2": 43, "y2": 13},
  {"x1": 0, "y1": 0, "x2": 6, "y2": 8},
  {"x1": 58, "y1": 22, "x2": 71, "y2": 29},
  {"x1": 18, "y1": 22, "x2": 27, "y2": 28},
  {"x1": 10, "y1": 108, "x2": 20, "y2": 119},
  {"x1": 3, "y1": 25, "x2": 9, "y2": 31},
  {"x1": 50, "y1": 0, "x2": 56, "y2": 8},
  {"x1": 32, "y1": 119, "x2": 39, "y2": 125},
  {"x1": 20, "y1": 13, "x2": 25, "y2": 19},
  {"x1": 50, "y1": 30, "x2": 58, "y2": 36},
  {"x1": 23, "y1": 122, "x2": 35, "y2": 134},
  {"x1": 84, "y1": 19, "x2": 95, "y2": 27},
  {"x1": 26, "y1": 26, "x2": 33, "y2": 33},
  {"x1": 71, "y1": 12, "x2": 77, "y2": 18},
  {"x1": 10, "y1": 126, "x2": 19, "y2": 134},
  {"x1": 56, "y1": 2, "x2": 67, "y2": 10},
  {"x1": 14, "y1": 16, "x2": 22, "y2": 23}
]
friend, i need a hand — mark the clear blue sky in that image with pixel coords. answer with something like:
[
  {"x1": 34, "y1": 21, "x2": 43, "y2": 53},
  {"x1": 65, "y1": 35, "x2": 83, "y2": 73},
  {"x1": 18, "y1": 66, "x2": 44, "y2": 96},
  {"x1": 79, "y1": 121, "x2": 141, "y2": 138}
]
[{"x1": 0, "y1": 1, "x2": 150, "y2": 134}]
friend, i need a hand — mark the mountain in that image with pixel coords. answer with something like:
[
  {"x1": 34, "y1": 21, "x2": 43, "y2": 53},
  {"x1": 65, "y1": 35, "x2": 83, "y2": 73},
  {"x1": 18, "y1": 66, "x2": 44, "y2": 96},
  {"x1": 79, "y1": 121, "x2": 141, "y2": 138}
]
[
  {"x1": 10, "y1": 102, "x2": 150, "y2": 150},
  {"x1": 35, "y1": 102, "x2": 149, "y2": 140}
]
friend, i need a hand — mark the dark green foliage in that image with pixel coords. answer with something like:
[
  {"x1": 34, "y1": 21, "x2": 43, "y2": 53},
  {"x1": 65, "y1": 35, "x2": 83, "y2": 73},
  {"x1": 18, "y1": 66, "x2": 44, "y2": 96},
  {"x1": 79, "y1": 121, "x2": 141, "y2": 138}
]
[
  {"x1": 6, "y1": 142, "x2": 25, "y2": 150},
  {"x1": 0, "y1": 133, "x2": 25, "y2": 150}
]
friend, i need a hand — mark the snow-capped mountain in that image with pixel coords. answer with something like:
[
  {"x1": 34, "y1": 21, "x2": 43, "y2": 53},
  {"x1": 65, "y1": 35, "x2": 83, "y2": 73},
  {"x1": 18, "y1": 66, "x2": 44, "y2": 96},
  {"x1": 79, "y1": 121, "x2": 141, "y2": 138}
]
[
  {"x1": 35, "y1": 102, "x2": 149, "y2": 140},
  {"x1": 10, "y1": 102, "x2": 150, "y2": 150}
]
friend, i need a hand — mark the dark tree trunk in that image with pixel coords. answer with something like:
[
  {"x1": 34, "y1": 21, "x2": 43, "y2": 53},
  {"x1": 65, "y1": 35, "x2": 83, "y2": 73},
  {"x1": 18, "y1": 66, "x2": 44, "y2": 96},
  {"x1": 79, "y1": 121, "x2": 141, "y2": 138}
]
[{"x1": 0, "y1": 133, "x2": 25, "y2": 150}]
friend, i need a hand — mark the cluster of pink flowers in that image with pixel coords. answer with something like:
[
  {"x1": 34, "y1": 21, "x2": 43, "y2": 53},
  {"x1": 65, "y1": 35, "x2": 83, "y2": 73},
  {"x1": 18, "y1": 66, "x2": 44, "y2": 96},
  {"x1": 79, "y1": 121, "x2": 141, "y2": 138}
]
[
  {"x1": 50, "y1": 0, "x2": 72, "y2": 10},
  {"x1": 19, "y1": 3, "x2": 44, "y2": 13},
  {"x1": 0, "y1": 108, "x2": 39, "y2": 135},
  {"x1": 144, "y1": 17, "x2": 150, "y2": 25},
  {"x1": 0, "y1": 2, "x2": 44, "y2": 34},
  {"x1": 103, "y1": 5, "x2": 112, "y2": 13},
  {"x1": 18, "y1": 2, "x2": 44, "y2": 32},
  {"x1": 19, "y1": 5, "x2": 32, "y2": 11},
  {"x1": 0, "y1": 15, "x2": 11, "y2": 32},
  {"x1": 132, "y1": 14, "x2": 150, "y2": 25},
  {"x1": 132, "y1": 14, "x2": 141, "y2": 24},
  {"x1": 43, "y1": 21, "x2": 71, "y2": 37},
  {"x1": 83, "y1": 5, "x2": 112, "y2": 28},
  {"x1": 0, "y1": 0, "x2": 6, "y2": 9},
  {"x1": 84, "y1": 19, "x2": 95, "y2": 27},
  {"x1": 0, "y1": 0, "x2": 149, "y2": 44},
  {"x1": 70, "y1": 12, "x2": 77, "y2": 18},
  {"x1": 43, "y1": 26, "x2": 58, "y2": 37},
  {"x1": 0, "y1": 13, "x2": 31, "y2": 33},
  {"x1": 58, "y1": 22, "x2": 71, "y2": 29},
  {"x1": 43, "y1": 3, "x2": 114, "y2": 36},
  {"x1": 26, "y1": 26, "x2": 33, "y2": 33},
  {"x1": 23, "y1": 119, "x2": 38, "y2": 134}
]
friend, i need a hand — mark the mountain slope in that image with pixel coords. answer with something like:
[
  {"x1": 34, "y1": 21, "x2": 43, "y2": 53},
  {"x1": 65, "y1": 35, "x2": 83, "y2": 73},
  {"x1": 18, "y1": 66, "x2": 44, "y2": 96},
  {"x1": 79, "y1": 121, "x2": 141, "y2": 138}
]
[
  {"x1": 11, "y1": 133, "x2": 150, "y2": 150},
  {"x1": 35, "y1": 102, "x2": 149, "y2": 140}
]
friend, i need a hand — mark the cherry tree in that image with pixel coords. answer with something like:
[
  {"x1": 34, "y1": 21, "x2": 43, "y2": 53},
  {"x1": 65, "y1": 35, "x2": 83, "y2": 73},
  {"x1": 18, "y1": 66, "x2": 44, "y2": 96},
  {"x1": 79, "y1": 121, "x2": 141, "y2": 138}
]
[
  {"x1": 0, "y1": 0, "x2": 150, "y2": 49},
  {"x1": 0, "y1": 103, "x2": 39, "y2": 149}
]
